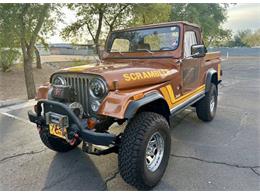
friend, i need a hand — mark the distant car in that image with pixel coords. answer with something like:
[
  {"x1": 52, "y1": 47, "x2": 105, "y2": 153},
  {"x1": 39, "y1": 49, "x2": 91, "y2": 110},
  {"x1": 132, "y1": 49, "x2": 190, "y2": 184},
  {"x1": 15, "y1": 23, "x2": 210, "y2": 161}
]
[{"x1": 28, "y1": 21, "x2": 222, "y2": 190}]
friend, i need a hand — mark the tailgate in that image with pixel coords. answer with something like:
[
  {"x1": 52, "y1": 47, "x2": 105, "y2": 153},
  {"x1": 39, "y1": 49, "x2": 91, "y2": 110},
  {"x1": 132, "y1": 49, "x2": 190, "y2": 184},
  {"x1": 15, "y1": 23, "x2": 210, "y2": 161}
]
[{"x1": 205, "y1": 51, "x2": 221, "y2": 61}]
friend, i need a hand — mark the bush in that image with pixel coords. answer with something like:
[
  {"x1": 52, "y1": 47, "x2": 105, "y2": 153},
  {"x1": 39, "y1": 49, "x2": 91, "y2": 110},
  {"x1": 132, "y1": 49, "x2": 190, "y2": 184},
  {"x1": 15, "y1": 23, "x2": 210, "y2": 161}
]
[{"x1": 0, "y1": 49, "x2": 21, "y2": 72}]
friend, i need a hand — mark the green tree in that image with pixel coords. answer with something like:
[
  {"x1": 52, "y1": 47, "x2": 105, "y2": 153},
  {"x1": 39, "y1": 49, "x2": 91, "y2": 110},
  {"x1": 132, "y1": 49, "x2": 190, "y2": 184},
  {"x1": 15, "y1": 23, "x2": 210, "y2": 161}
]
[
  {"x1": 211, "y1": 29, "x2": 232, "y2": 47},
  {"x1": 242, "y1": 29, "x2": 260, "y2": 47},
  {"x1": 227, "y1": 30, "x2": 251, "y2": 47},
  {"x1": 103, "y1": 4, "x2": 131, "y2": 33},
  {"x1": 61, "y1": 4, "x2": 131, "y2": 58},
  {"x1": 0, "y1": 49, "x2": 21, "y2": 72},
  {"x1": 226, "y1": 29, "x2": 260, "y2": 47},
  {"x1": 61, "y1": 3, "x2": 173, "y2": 57},
  {"x1": 34, "y1": 5, "x2": 62, "y2": 69},
  {"x1": 171, "y1": 3, "x2": 229, "y2": 46},
  {"x1": 0, "y1": 12, "x2": 21, "y2": 72},
  {"x1": 129, "y1": 4, "x2": 172, "y2": 26},
  {"x1": 0, "y1": 4, "x2": 54, "y2": 99}
]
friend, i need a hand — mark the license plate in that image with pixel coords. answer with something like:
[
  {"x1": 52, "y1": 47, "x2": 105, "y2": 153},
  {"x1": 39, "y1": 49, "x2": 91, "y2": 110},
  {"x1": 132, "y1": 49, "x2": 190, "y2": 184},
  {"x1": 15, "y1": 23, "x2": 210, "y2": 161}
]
[{"x1": 49, "y1": 124, "x2": 67, "y2": 139}]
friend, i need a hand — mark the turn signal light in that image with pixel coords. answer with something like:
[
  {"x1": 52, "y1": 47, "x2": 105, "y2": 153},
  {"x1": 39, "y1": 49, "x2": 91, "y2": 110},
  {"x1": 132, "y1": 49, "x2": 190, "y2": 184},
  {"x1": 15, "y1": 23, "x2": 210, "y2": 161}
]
[
  {"x1": 87, "y1": 118, "x2": 97, "y2": 129},
  {"x1": 133, "y1": 93, "x2": 144, "y2": 101}
]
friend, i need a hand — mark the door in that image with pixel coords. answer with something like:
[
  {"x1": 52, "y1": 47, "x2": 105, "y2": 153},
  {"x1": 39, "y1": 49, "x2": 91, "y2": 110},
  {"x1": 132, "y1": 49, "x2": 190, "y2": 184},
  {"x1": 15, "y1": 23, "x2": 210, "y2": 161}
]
[{"x1": 181, "y1": 30, "x2": 202, "y2": 94}]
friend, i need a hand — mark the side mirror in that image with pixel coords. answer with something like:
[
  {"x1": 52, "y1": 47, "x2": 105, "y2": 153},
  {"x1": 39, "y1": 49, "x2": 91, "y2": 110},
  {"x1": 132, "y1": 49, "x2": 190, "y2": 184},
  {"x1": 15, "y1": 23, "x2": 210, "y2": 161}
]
[{"x1": 191, "y1": 44, "x2": 207, "y2": 58}]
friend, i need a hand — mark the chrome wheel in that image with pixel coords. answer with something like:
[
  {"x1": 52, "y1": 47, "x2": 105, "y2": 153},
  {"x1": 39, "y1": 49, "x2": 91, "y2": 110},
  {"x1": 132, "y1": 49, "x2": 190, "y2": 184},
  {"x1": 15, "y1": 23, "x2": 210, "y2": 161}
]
[
  {"x1": 210, "y1": 95, "x2": 215, "y2": 113},
  {"x1": 145, "y1": 132, "x2": 164, "y2": 172}
]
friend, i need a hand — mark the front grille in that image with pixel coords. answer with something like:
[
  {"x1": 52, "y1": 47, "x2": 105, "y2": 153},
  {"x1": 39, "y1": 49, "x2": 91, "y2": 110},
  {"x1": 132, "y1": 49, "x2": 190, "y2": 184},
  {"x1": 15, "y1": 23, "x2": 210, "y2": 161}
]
[
  {"x1": 63, "y1": 75, "x2": 89, "y2": 113},
  {"x1": 52, "y1": 73, "x2": 107, "y2": 116}
]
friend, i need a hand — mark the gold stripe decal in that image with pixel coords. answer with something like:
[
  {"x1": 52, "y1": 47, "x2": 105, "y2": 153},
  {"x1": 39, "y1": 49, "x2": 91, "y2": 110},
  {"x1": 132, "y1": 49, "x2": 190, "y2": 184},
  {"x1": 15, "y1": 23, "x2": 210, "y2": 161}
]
[
  {"x1": 166, "y1": 85, "x2": 176, "y2": 104},
  {"x1": 160, "y1": 84, "x2": 205, "y2": 109},
  {"x1": 218, "y1": 64, "x2": 221, "y2": 80},
  {"x1": 160, "y1": 87, "x2": 173, "y2": 108},
  {"x1": 175, "y1": 85, "x2": 205, "y2": 102}
]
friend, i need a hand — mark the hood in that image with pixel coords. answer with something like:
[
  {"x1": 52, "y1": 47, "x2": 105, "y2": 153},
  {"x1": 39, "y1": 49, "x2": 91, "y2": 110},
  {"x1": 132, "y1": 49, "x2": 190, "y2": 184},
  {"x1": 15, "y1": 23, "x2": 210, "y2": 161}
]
[{"x1": 57, "y1": 62, "x2": 178, "y2": 90}]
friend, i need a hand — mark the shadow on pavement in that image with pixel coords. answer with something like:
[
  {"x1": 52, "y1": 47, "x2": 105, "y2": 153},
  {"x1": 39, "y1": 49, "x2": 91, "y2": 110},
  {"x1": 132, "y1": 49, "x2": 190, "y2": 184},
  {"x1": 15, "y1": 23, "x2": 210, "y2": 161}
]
[{"x1": 43, "y1": 148, "x2": 107, "y2": 191}]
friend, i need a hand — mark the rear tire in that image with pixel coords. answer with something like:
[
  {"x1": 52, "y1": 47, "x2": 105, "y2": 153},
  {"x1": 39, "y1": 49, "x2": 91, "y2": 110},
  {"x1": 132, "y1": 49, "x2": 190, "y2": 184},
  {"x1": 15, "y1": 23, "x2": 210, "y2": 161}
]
[
  {"x1": 118, "y1": 112, "x2": 171, "y2": 190},
  {"x1": 39, "y1": 127, "x2": 81, "y2": 152},
  {"x1": 196, "y1": 83, "x2": 217, "y2": 121}
]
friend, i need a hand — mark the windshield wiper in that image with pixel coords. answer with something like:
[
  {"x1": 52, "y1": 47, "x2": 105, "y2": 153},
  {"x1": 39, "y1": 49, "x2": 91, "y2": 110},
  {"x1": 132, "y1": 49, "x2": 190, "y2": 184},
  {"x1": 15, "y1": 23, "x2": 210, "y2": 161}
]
[{"x1": 136, "y1": 48, "x2": 154, "y2": 54}]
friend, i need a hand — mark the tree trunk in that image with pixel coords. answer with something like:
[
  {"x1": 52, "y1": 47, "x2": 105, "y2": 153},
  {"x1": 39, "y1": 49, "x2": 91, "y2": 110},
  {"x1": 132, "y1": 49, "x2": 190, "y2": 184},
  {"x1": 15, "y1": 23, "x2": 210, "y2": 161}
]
[
  {"x1": 207, "y1": 36, "x2": 214, "y2": 47},
  {"x1": 34, "y1": 45, "x2": 41, "y2": 69},
  {"x1": 94, "y1": 10, "x2": 104, "y2": 60},
  {"x1": 95, "y1": 43, "x2": 101, "y2": 60},
  {"x1": 22, "y1": 48, "x2": 36, "y2": 99},
  {"x1": 19, "y1": 4, "x2": 49, "y2": 100},
  {"x1": 142, "y1": 14, "x2": 146, "y2": 24}
]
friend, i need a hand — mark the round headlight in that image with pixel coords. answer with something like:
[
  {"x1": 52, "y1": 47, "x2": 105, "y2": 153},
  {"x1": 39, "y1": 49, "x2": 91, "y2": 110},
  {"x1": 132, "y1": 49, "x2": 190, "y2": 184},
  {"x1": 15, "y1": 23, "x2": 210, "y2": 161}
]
[
  {"x1": 89, "y1": 78, "x2": 107, "y2": 98},
  {"x1": 53, "y1": 76, "x2": 66, "y2": 86},
  {"x1": 91, "y1": 100, "x2": 100, "y2": 112}
]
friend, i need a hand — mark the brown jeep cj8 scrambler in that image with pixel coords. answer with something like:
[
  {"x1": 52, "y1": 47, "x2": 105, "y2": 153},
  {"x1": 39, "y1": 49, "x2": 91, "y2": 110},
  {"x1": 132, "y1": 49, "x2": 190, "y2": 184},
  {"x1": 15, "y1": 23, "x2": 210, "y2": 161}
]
[{"x1": 28, "y1": 21, "x2": 222, "y2": 190}]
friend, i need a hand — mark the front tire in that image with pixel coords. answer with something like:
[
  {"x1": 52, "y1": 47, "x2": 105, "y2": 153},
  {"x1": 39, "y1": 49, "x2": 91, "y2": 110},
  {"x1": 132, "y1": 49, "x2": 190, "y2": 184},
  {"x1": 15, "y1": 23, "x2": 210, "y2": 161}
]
[
  {"x1": 39, "y1": 127, "x2": 81, "y2": 152},
  {"x1": 196, "y1": 83, "x2": 218, "y2": 121},
  {"x1": 118, "y1": 112, "x2": 171, "y2": 190}
]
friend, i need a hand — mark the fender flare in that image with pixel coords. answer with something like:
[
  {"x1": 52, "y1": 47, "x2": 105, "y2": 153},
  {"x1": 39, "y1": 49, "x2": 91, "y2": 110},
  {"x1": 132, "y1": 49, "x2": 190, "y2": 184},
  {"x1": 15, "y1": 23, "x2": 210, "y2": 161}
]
[
  {"x1": 124, "y1": 92, "x2": 164, "y2": 119},
  {"x1": 205, "y1": 68, "x2": 218, "y2": 93}
]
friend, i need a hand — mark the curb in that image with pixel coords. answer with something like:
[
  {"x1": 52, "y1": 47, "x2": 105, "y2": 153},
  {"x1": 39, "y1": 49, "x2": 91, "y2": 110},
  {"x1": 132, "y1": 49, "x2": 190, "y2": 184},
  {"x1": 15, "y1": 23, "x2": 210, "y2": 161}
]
[
  {"x1": 0, "y1": 99, "x2": 36, "y2": 113},
  {"x1": 0, "y1": 99, "x2": 27, "y2": 108}
]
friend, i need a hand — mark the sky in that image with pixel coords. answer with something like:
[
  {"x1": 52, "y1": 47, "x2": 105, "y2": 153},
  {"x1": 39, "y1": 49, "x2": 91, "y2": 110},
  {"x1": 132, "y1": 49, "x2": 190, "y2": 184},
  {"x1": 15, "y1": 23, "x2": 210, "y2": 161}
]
[
  {"x1": 48, "y1": 3, "x2": 260, "y2": 43},
  {"x1": 223, "y1": 4, "x2": 260, "y2": 33}
]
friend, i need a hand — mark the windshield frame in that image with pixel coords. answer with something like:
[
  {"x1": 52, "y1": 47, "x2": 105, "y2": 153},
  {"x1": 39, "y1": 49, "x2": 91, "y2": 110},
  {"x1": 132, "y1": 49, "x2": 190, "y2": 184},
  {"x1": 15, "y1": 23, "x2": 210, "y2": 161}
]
[{"x1": 105, "y1": 25, "x2": 181, "y2": 54}]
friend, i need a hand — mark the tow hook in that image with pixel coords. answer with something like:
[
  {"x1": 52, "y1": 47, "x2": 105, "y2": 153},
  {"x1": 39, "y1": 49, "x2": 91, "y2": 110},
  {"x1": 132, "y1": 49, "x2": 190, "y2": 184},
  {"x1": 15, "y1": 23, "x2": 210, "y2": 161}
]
[
  {"x1": 68, "y1": 133, "x2": 79, "y2": 145},
  {"x1": 66, "y1": 131, "x2": 79, "y2": 146}
]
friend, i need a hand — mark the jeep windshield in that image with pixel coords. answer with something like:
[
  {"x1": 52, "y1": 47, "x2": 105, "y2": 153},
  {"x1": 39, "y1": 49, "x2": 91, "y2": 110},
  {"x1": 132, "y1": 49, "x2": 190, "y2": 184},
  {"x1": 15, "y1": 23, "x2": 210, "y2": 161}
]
[{"x1": 107, "y1": 26, "x2": 180, "y2": 54}]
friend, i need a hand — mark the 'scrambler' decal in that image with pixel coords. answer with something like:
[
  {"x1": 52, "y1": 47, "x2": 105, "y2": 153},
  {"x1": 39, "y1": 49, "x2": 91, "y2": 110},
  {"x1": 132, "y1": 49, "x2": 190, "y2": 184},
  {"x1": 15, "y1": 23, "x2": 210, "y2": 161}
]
[{"x1": 123, "y1": 69, "x2": 168, "y2": 81}]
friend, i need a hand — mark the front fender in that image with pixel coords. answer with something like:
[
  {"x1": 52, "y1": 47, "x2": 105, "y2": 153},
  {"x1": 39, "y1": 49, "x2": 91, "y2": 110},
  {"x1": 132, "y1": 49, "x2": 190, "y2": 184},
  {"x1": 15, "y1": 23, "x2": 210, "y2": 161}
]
[
  {"x1": 124, "y1": 92, "x2": 164, "y2": 119},
  {"x1": 98, "y1": 83, "x2": 167, "y2": 119}
]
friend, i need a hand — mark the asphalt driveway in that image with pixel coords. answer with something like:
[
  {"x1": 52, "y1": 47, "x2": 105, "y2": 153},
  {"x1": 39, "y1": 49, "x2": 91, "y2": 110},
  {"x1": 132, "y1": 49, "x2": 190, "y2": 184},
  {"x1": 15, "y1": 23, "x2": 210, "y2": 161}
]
[{"x1": 0, "y1": 57, "x2": 259, "y2": 190}]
